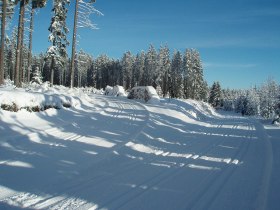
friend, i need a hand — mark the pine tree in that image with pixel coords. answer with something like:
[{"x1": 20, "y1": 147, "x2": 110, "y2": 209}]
[
  {"x1": 259, "y1": 79, "x2": 279, "y2": 118},
  {"x1": 182, "y1": 49, "x2": 193, "y2": 99},
  {"x1": 46, "y1": 0, "x2": 70, "y2": 86},
  {"x1": 209, "y1": 81, "x2": 222, "y2": 108},
  {"x1": 31, "y1": 66, "x2": 42, "y2": 84},
  {"x1": 121, "y1": 51, "x2": 134, "y2": 90},
  {"x1": 143, "y1": 44, "x2": 157, "y2": 86},
  {"x1": 75, "y1": 49, "x2": 93, "y2": 87},
  {"x1": 157, "y1": 45, "x2": 170, "y2": 97},
  {"x1": 170, "y1": 50, "x2": 183, "y2": 98},
  {"x1": 192, "y1": 49, "x2": 204, "y2": 100},
  {"x1": 133, "y1": 51, "x2": 145, "y2": 86}
]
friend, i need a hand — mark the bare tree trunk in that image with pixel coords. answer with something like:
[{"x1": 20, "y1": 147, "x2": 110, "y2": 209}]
[
  {"x1": 0, "y1": 0, "x2": 7, "y2": 85},
  {"x1": 27, "y1": 7, "x2": 34, "y2": 83},
  {"x1": 50, "y1": 57, "x2": 54, "y2": 86},
  {"x1": 70, "y1": 0, "x2": 79, "y2": 88},
  {"x1": 14, "y1": 0, "x2": 26, "y2": 87}
]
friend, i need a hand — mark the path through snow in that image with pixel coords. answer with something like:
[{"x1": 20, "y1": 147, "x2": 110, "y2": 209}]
[{"x1": 0, "y1": 94, "x2": 279, "y2": 210}]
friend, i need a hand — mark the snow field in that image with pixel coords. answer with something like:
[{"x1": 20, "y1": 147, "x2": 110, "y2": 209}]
[{"x1": 0, "y1": 85, "x2": 279, "y2": 210}]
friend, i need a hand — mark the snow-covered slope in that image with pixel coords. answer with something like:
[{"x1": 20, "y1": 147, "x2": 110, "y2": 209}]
[{"x1": 0, "y1": 85, "x2": 279, "y2": 210}]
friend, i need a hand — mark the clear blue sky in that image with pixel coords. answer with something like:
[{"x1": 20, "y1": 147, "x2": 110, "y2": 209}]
[{"x1": 20, "y1": 0, "x2": 280, "y2": 89}]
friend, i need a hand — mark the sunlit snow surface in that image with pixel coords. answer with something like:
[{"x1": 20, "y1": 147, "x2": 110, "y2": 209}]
[{"x1": 0, "y1": 84, "x2": 279, "y2": 210}]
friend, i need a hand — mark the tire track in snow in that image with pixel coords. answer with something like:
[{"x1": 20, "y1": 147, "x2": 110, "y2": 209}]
[
  {"x1": 8, "y1": 96, "x2": 151, "y2": 210},
  {"x1": 97, "y1": 120, "x2": 240, "y2": 210},
  {"x1": 182, "y1": 120, "x2": 255, "y2": 210}
]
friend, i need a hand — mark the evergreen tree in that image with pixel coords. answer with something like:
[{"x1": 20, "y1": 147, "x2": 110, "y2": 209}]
[
  {"x1": 75, "y1": 49, "x2": 92, "y2": 87},
  {"x1": 121, "y1": 51, "x2": 134, "y2": 90},
  {"x1": 244, "y1": 87, "x2": 260, "y2": 116},
  {"x1": 209, "y1": 81, "x2": 222, "y2": 108},
  {"x1": 157, "y1": 45, "x2": 170, "y2": 97},
  {"x1": 259, "y1": 79, "x2": 279, "y2": 118},
  {"x1": 46, "y1": 0, "x2": 70, "y2": 86},
  {"x1": 170, "y1": 50, "x2": 183, "y2": 98},
  {"x1": 133, "y1": 51, "x2": 145, "y2": 86},
  {"x1": 191, "y1": 49, "x2": 204, "y2": 100},
  {"x1": 6, "y1": 27, "x2": 17, "y2": 80},
  {"x1": 143, "y1": 44, "x2": 157, "y2": 86},
  {"x1": 31, "y1": 66, "x2": 42, "y2": 84}
]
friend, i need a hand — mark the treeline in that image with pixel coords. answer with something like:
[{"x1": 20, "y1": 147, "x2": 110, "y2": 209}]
[
  {"x1": 6, "y1": 44, "x2": 208, "y2": 101},
  {"x1": 208, "y1": 80, "x2": 280, "y2": 119}
]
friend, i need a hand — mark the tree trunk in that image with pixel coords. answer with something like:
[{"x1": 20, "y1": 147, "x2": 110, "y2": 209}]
[
  {"x1": 27, "y1": 7, "x2": 34, "y2": 83},
  {"x1": 50, "y1": 57, "x2": 54, "y2": 86},
  {"x1": 14, "y1": 0, "x2": 26, "y2": 87},
  {"x1": 70, "y1": 0, "x2": 79, "y2": 88},
  {"x1": 0, "y1": 0, "x2": 7, "y2": 85}
]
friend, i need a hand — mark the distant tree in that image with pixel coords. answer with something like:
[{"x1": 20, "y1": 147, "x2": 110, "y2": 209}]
[
  {"x1": 209, "y1": 81, "x2": 222, "y2": 108},
  {"x1": 133, "y1": 51, "x2": 145, "y2": 86},
  {"x1": 143, "y1": 44, "x2": 157, "y2": 86},
  {"x1": 121, "y1": 51, "x2": 134, "y2": 89},
  {"x1": 157, "y1": 45, "x2": 170, "y2": 97},
  {"x1": 182, "y1": 49, "x2": 192, "y2": 98},
  {"x1": 244, "y1": 87, "x2": 260, "y2": 116},
  {"x1": 259, "y1": 79, "x2": 279, "y2": 118},
  {"x1": 170, "y1": 50, "x2": 183, "y2": 98},
  {"x1": 191, "y1": 49, "x2": 204, "y2": 100},
  {"x1": 75, "y1": 49, "x2": 93, "y2": 87},
  {"x1": 222, "y1": 88, "x2": 236, "y2": 111}
]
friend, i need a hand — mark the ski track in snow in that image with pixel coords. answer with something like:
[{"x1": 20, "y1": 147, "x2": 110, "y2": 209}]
[{"x1": 0, "y1": 94, "x2": 278, "y2": 210}]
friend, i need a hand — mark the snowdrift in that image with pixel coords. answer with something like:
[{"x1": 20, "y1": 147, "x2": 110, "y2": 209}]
[
  {"x1": 104, "y1": 85, "x2": 127, "y2": 97},
  {"x1": 0, "y1": 82, "x2": 82, "y2": 112},
  {"x1": 164, "y1": 98, "x2": 222, "y2": 121},
  {"x1": 128, "y1": 86, "x2": 160, "y2": 104}
]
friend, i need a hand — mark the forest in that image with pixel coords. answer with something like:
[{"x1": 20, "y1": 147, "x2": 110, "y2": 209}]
[{"x1": 0, "y1": 0, "x2": 280, "y2": 121}]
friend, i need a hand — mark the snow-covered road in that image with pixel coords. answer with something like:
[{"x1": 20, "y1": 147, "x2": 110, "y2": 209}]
[{"x1": 0, "y1": 95, "x2": 279, "y2": 210}]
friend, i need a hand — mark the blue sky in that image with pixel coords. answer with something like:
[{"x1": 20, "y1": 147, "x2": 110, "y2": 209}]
[{"x1": 18, "y1": 0, "x2": 280, "y2": 89}]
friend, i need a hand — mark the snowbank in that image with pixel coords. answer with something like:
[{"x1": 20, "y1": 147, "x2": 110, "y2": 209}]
[
  {"x1": 104, "y1": 85, "x2": 127, "y2": 97},
  {"x1": 0, "y1": 82, "x2": 81, "y2": 112},
  {"x1": 127, "y1": 86, "x2": 160, "y2": 104}
]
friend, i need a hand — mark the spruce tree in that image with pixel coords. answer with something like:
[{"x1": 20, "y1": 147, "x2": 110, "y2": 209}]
[
  {"x1": 157, "y1": 45, "x2": 170, "y2": 97},
  {"x1": 209, "y1": 81, "x2": 222, "y2": 108},
  {"x1": 170, "y1": 50, "x2": 183, "y2": 98},
  {"x1": 46, "y1": 0, "x2": 70, "y2": 86}
]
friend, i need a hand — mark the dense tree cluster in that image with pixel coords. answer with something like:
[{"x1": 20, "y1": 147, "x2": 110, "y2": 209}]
[
  {"x1": 209, "y1": 79, "x2": 280, "y2": 119},
  {"x1": 56, "y1": 45, "x2": 207, "y2": 100}
]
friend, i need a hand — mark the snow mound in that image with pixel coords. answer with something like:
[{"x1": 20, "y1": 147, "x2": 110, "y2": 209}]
[
  {"x1": 165, "y1": 98, "x2": 222, "y2": 121},
  {"x1": 127, "y1": 86, "x2": 160, "y2": 104},
  {"x1": 105, "y1": 85, "x2": 127, "y2": 97},
  {"x1": 0, "y1": 83, "x2": 82, "y2": 112}
]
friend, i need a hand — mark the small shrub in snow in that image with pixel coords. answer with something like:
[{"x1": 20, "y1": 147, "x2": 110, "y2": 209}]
[
  {"x1": 128, "y1": 86, "x2": 160, "y2": 103},
  {"x1": 31, "y1": 67, "x2": 43, "y2": 85},
  {"x1": 1, "y1": 103, "x2": 19, "y2": 112}
]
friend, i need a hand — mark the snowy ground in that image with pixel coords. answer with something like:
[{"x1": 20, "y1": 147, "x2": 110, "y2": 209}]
[{"x1": 0, "y1": 86, "x2": 280, "y2": 210}]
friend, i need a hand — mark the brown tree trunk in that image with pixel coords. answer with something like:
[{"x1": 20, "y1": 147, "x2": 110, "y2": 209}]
[
  {"x1": 14, "y1": 0, "x2": 26, "y2": 87},
  {"x1": 0, "y1": 0, "x2": 7, "y2": 85},
  {"x1": 70, "y1": 0, "x2": 79, "y2": 88},
  {"x1": 27, "y1": 7, "x2": 34, "y2": 83},
  {"x1": 50, "y1": 56, "x2": 54, "y2": 86}
]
